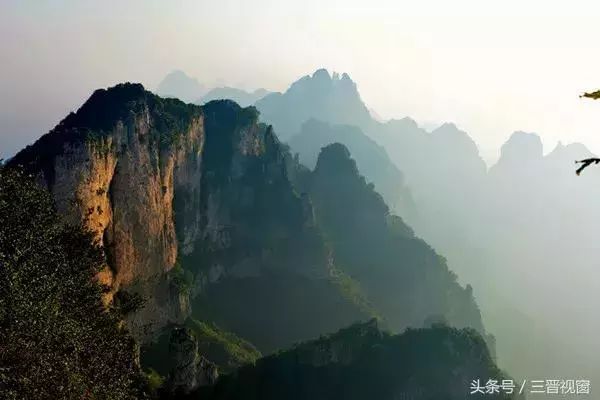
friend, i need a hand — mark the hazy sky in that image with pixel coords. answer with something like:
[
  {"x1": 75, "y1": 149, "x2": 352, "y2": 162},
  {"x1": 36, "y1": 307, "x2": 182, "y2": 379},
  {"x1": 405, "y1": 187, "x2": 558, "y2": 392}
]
[{"x1": 3, "y1": 0, "x2": 600, "y2": 162}]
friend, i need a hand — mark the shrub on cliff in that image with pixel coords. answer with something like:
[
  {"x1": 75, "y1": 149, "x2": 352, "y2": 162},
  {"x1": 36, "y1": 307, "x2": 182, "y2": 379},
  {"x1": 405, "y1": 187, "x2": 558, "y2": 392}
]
[{"x1": 0, "y1": 169, "x2": 144, "y2": 400}]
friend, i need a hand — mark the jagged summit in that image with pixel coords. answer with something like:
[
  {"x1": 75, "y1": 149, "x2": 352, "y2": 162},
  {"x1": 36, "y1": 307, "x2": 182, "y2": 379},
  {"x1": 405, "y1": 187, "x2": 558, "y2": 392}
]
[
  {"x1": 255, "y1": 69, "x2": 372, "y2": 139},
  {"x1": 288, "y1": 69, "x2": 358, "y2": 93}
]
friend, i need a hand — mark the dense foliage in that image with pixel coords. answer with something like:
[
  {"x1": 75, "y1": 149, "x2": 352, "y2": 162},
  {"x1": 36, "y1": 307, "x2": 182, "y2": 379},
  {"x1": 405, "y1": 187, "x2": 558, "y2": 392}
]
[
  {"x1": 193, "y1": 320, "x2": 514, "y2": 400},
  {"x1": 0, "y1": 169, "x2": 143, "y2": 400}
]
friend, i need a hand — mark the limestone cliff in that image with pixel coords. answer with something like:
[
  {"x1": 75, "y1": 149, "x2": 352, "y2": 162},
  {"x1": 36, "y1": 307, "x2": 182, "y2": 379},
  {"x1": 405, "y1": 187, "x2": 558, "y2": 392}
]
[
  {"x1": 9, "y1": 84, "x2": 366, "y2": 344},
  {"x1": 10, "y1": 84, "x2": 205, "y2": 338}
]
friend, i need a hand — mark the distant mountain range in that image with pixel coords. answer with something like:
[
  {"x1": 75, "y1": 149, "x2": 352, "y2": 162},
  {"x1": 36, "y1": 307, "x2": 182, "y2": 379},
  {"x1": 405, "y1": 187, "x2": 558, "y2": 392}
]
[
  {"x1": 13, "y1": 67, "x2": 596, "y2": 397},
  {"x1": 255, "y1": 69, "x2": 373, "y2": 141},
  {"x1": 156, "y1": 70, "x2": 207, "y2": 103},
  {"x1": 254, "y1": 67, "x2": 599, "y2": 384},
  {"x1": 198, "y1": 87, "x2": 270, "y2": 107},
  {"x1": 287, "y1": 119, "x2": 415, "y2": 217},
  {"x1": 156, "y1": 70, "x2": 270, "y2": 107},
  {"x1": 6, "y1": 81, "x2": 499, "y2": 397}
]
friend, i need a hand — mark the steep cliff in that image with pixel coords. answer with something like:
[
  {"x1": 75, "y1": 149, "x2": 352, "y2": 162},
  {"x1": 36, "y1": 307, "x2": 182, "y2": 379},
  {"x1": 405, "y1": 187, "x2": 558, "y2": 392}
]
[
  {"x1": 8, "y1": 84, "x2": 370, "y2": 345},
  {"x1": 8, "y1": 83, "x2": 489, "y2": 373},
  {"x1": 186, "y1": 101, "x2": 371, "y2": 352},
  {"x1": 10, "y1": 83, "x2": 204, "y2": 338}
]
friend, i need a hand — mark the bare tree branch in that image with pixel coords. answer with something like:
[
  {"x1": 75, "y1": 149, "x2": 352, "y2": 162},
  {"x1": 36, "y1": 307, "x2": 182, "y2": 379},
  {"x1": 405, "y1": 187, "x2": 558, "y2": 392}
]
[{"x1": 575, "y1": 158, "x2": 600, "y2": 175}]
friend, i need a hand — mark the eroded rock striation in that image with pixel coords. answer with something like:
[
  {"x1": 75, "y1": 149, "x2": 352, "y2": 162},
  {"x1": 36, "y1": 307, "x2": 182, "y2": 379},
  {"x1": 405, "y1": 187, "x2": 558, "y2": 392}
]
[
  {"x1": 9, "y1": 83, "x2": 361, "y2": 344},
  {"x1": 9, "y1": 84, "x2": 316, "y2": 340}
]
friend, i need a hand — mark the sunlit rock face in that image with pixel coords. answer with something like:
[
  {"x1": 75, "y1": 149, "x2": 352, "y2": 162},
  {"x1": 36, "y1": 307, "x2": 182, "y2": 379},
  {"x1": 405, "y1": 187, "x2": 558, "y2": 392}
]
[
  {"x1": 10, "y1": 84, "x2": 205, "y2": 338},
  {"x1": 8, "y1": 84, "x2": 349, "y2": 343}
]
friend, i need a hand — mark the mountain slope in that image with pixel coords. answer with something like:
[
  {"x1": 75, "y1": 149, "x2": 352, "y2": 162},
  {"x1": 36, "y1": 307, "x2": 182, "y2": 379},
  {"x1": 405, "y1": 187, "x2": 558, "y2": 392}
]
[
  {"x1": 287, "y1": 119, "x2": 415, "y2": 215},
  {"x1": 7, "y1": 83, "x2": 505, "y2": 396},
  {"x1": 303, "y1": 143, "x2": 486, "y2": 336},
  {"x1": 255, "y1": 69, "x2": 487, "y2": 251},
  {"x1": 194, "y1": 320, "x2": 514, "y2": 400},
  {"x1": 8, "y1": 84, "x2": 371, "y2": 347}
]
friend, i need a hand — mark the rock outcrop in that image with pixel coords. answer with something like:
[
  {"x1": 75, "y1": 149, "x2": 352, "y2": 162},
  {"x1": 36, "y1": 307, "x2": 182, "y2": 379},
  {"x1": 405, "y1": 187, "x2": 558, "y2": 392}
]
[
  {"x1": 167, "y1": 327, "x2": 219, "y2": 395},
  {"x1": 8, "y1": 83, "x2": 368, "y2": 345},
  {"x1": 10, "y1": 83, "x2": 205, "y2": 338}
]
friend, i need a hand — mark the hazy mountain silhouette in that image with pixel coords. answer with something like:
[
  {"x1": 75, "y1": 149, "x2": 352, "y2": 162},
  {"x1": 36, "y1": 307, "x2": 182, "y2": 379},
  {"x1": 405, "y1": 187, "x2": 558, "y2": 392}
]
[
  {"x1": 258, "y1": 68, "x2": 600, "y2": 390},
  {"x1": 198, "y1": 87, "x2": 270, "y2": 107},
  {"x1": 156, "y1": 70, "x2": 206, "y2": 103},
  {"x1": 6, "y1": 83, "x2": 505, "y2": 397},
  {"x1": 302, "y1": 143, "x2": 487, "y2": 336},
  {"x1": 287, "y1": 119, "x2": 415, "y2": 215},
  {"x1": 255, "y1": 69, "x2": 373, "y2": 140}
]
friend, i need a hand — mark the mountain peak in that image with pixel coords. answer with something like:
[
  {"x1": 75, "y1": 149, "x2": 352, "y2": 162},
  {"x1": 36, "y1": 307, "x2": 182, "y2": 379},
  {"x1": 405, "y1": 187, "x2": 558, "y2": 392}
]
[
  {"x1": 547, "y1": 141, "x2": 594, "y2": 161},
  {"x1": 59, "y1": 82, "x2": 198, "y2": 135},
  {"x1": 312, "y1": 68, "x2": 332, "y2": 81},
  {"x1": 255, "y1": 70, "x2": 371, "y2": 139},
  {"x1": 156, "y1": 70, "x2": 205, "y2": 102},
  {"x1": 431, "y1": 122, "x2": 463, "y2": 136},
  {"x1": 315, "y1": 143, "x2": 359, "y2": 177},
  {"x1": 499, "y1": 131, "x2": 543, "y2": 164}
]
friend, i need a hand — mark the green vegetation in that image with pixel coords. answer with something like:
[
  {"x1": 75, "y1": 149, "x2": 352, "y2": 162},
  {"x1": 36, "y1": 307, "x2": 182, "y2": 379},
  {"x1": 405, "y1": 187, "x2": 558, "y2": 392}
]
[
  {"x1": 141, "y1": 318, "x2": 261, "y2": 380},
  {"x1": 0, "y1": 169, "x2": 143, "y2": 400},
  {"x1": 306, "y1": 143, "x2": 485, "y2": 333},
  {"x1": 8, "y1": 83, "x2": 202, "y2": 186},
  {"x1": 168, "y1": 261, "x2": 194, "y2": 295},
  {"x1": 186, "y1": 319, "x2": 261, "y2": 373},
  {"x1": 114, "y1": 289, "x2": 147, "y2": 316},
  {"x1": 195, "y1": 320, "x2": 515, "y2": 400},
  {"x1": 328, "y1": 266, "x2": 380, "y2": 320},
  {"x1": 144, "y1": 368, "x2": 165, "y2": 398}
]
